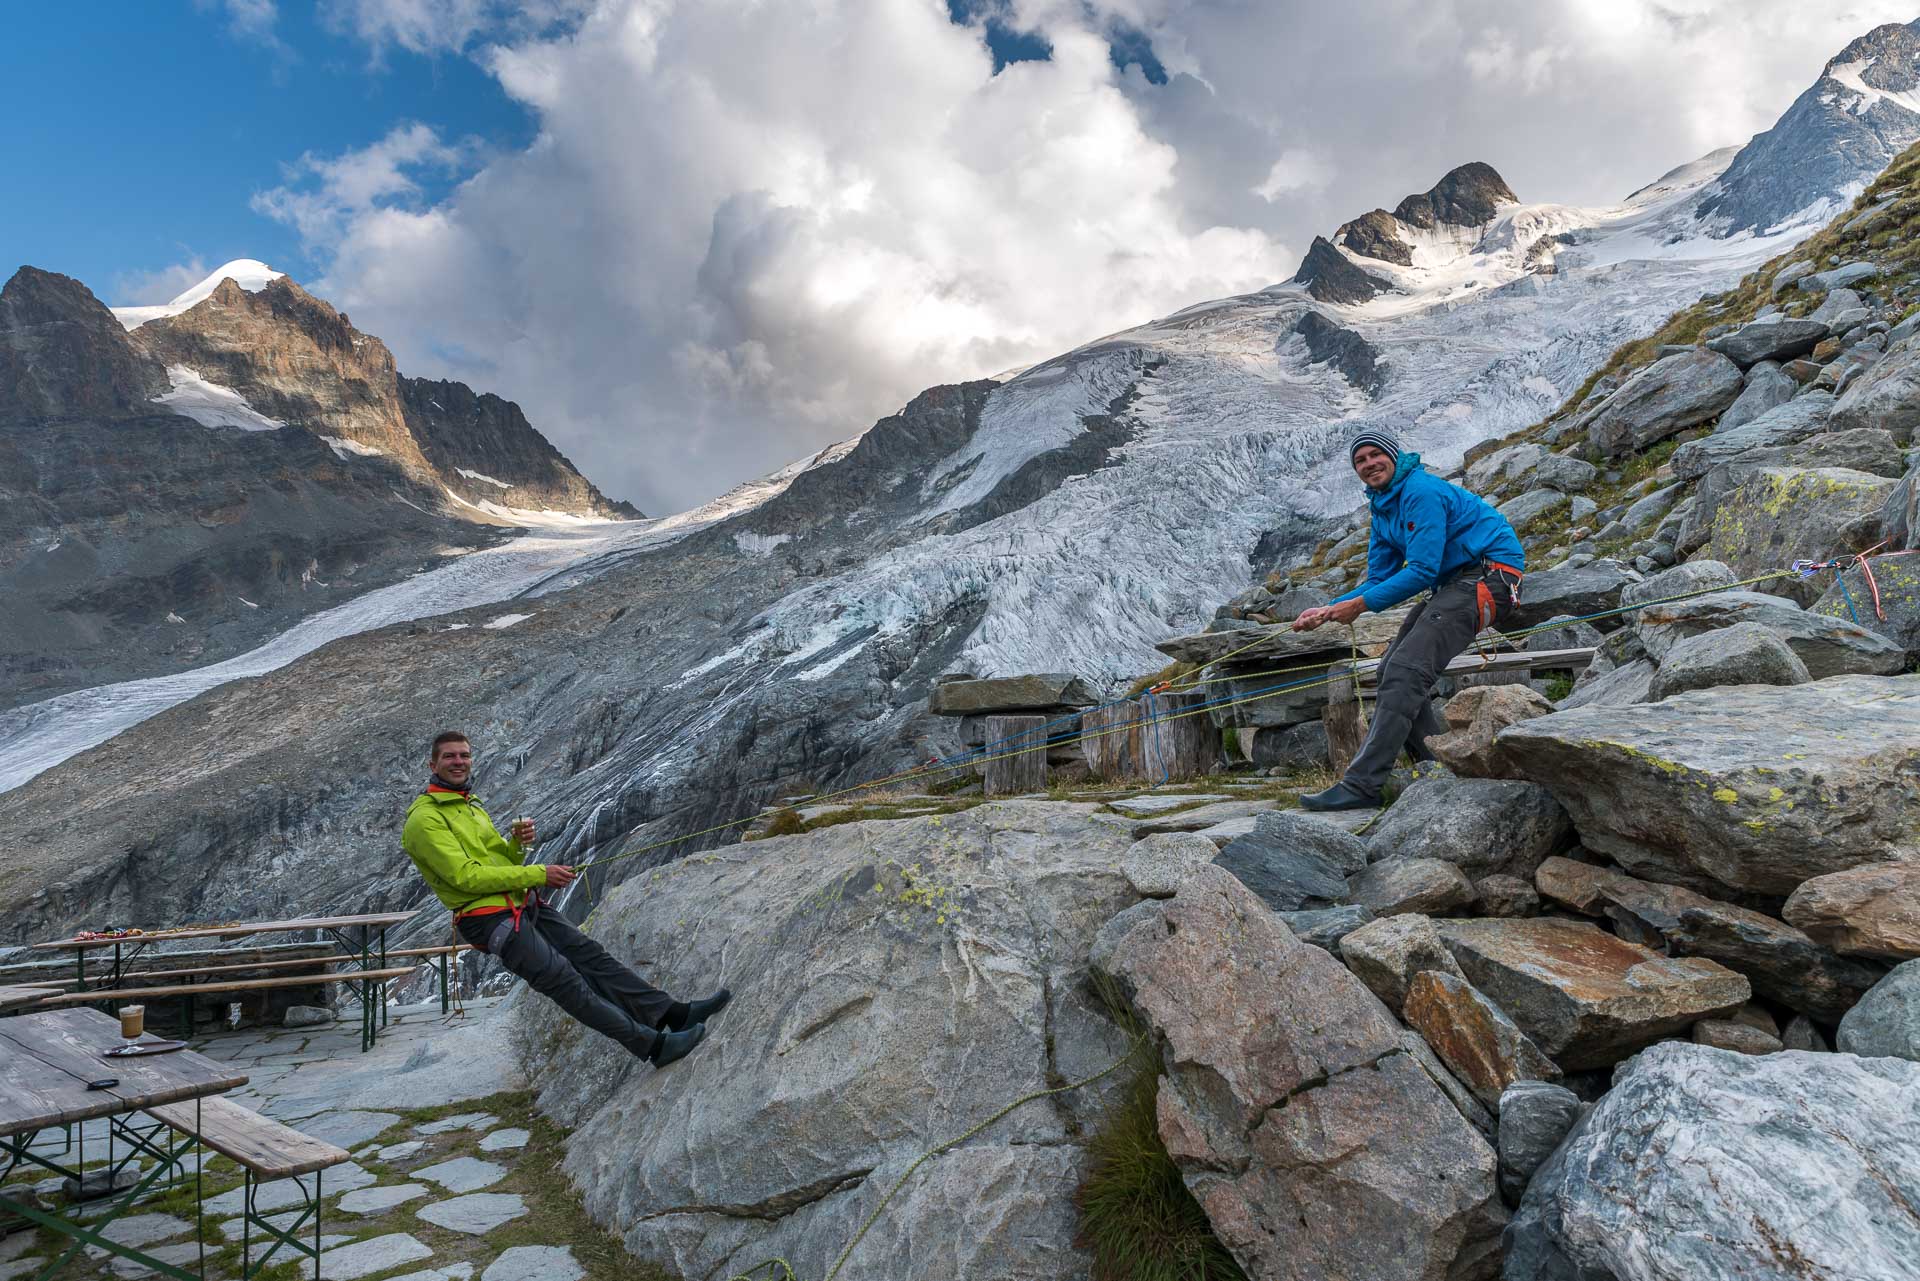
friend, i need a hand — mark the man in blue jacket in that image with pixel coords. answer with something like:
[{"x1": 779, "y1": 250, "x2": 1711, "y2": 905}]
[{"x1": 1292, "y1": 429, "x2": 1525, "y2": 810}]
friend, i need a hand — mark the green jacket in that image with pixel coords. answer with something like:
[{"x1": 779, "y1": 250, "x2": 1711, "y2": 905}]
[{"x1": 402, "y1": 789, "x2": 546, "y2": 914}]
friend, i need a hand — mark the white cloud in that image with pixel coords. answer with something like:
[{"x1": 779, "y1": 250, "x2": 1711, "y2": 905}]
[
  {"x1": 268, "y1": 0, "x2": 1291, "y2": 514},
  {"x1": 280, "y1": 0, "x2": 1920, "y2": 515},
  {"x1": 1253, "y1": 148, "x2": 1333, "y2": 200},
  {"x1": 253, "y1": 123, "x2": 477, "y2": 248},
  {"x1": 114, "y1": 257, "x2": 213, "y2": 307}
]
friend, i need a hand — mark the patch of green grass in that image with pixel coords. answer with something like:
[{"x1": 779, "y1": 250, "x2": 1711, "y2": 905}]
[
  {"x1": 1541, "y1": 673, "x2": 1576, "y2": 702},
  {"x1": 1076, "y1": 979, "x2": 1245, "y2": 1281},
  {"x1": 757, "y1": 807, "x2": 805, "y2": 839}
]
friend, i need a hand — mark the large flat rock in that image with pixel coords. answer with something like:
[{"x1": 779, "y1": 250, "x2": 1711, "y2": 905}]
[
  {"x1": 1094, "y1": 864, "x2": 1503, "y2": 1281},
  {"x1": 1784, "y1": 862, "x2": 1920, "y2": 961},
  {"x1": 517, "y1": 800, "x2": 1140, "y2": 1281},
  {"x1": 1154, "y1": 609, "x2": 1407, "y2": 666},
  {"x1": 927, "y1": 673, "x2": 1096, "y2": 714},
  {"x1": 1438, "y1": 918, "x2": 1748, "y2": 1070},
  {"x1": 1534, "y1": 856, "x2": 1883, "y2": 1021},
  {"x1": 1705, "y1": 466, "x2": 1898, "y2": 606},
  {"x1": 1636, "y1": 589, "x2": 1906, "y2": 679},
  {"x1": 1497, "y1": 676, "x2": 1920, "y2": 895},
  {"x1": 1508, "y1": 1043, "x2": 1920, "y2": 1281}
]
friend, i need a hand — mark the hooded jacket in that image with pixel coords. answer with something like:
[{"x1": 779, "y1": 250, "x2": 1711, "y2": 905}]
[
  {"x1": 402, "y1": 788, "x2": 546, "y2": 914},
  {"x1": 1330, "y1": 452, "x2": 1525, "y2": 613}
]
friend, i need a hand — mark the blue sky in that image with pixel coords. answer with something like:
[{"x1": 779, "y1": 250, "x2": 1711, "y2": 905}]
[{"x1": 0, "y1": 2, "x2": 532, "y2": 302}]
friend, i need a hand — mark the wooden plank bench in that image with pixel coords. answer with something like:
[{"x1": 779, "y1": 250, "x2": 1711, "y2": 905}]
[
  {"x1": 34, "y1": 967, "x2": 418, "y2": 1052},
  {"x1": 148, "y1": 1095, "x2": 349, "y2": 1279}
]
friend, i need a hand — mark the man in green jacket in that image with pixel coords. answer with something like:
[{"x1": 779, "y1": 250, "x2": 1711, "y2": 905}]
[{"x1": 402, "y1": 730, "x2": 726, "y2": 1066}]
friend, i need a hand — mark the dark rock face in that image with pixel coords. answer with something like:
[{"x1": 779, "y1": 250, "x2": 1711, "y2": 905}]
[
  {"x1": 1291, "y1": 310, "x2": 1384, "y2": 394},
  {"x1": 0, "y1": 267, "x2": 167, "y2": 421},
  {"x1": 1293, "y1": 236, "x2": 1391, "y2": 305},
  {"x1": 402, "y1": 377, "x2": 638, "y2": 518},
  {"x1": 1699, "y1": 21, "x2": 1920, "y2": 237},
  {"x1": 1336, "y1": 209, "x2": 1414, "y2": 265},
  {"x1": 1392, "y1": 162, "x2": 1517, "y2": 230}
]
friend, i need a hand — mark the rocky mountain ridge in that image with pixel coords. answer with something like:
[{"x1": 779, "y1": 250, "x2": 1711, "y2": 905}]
[{"x1": 0, "y1": 262, "x2": 634, "y2": 707}]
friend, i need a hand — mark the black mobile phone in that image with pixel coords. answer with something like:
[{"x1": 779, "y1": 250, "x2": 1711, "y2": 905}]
[{"x1": 86, "y1": 1078, "x2": 118, "y2": 1090}]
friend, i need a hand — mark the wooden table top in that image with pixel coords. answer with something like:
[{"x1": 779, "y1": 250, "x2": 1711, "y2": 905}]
[
  {"x1": 0, "y1": 984, "x2": 66, "y2": 1012},
  {"x1": 0, "y1": 1008, "x2": 248, "y2": 1138},
  {"x1": 31, "y1": 911, "x2": 420, "y2": 953}
]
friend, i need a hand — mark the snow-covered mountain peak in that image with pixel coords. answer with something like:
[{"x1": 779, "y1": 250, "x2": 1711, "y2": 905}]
[{"x1": 112, "y1": 258, "x2": 284, "y2": 330}]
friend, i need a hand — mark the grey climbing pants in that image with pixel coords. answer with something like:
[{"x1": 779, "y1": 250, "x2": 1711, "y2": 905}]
[
  {"x1": 1342, "y1": 564, "x2": 1519, "y2": 796},
  {"x1": 457, "y1": 897, "x2": 675, "y2": 1054}
]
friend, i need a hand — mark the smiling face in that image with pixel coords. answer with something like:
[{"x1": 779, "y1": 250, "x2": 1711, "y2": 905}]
[
  {"x1": 1352, "y1": 444, "x2": 1395, "y2": 489},
  {"x1": 431, "y1": 738, "x2": 473, "y2": 786}
]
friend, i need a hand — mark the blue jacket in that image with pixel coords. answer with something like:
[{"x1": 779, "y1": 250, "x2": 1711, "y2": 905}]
[{"x1": 1331, "y1": 452, "x2": 1526, "y2": 613}]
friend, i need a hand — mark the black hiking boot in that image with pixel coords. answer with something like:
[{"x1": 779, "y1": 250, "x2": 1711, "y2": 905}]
[
  {"x1": 1300, "y1": 782, "x2": 1381, "y2": 812},
  {"x1": 664, "y1": 989, "x2": 731, "y2": 1032},
  {"x1": 648, "y1": 1022, "x2": 707, "y2": 1067}
]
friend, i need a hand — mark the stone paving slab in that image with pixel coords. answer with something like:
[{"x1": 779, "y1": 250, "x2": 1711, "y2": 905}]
[
  {"x1": 414, "y1": 1157, "x2": 507, "y2": 1193},
  {"x1": 202, "y1": 1161, "x2": 376, "y2": 1215},
  {"x1": 415, "y1": 1192, "x2": 530, "y2": 1236},
  {"x1": 318, "y1": 1233, "x2": 436, "y2": 1281},
  {"x1": 296, "y1": 1108, "x2": 403, "y2": 1149},
  {"x1": 388, "y1": 1265, "x2": 477, "y2": 1281},
  {"x1": 338, "y1": 1182, "x2": 430, "y2": 1215},
  {"x1": 415, "y1": 1112, "x2": 497, "y2": 1136},
  {"x1": 365, "y1": 1139, "x2": 428, "y2": 1163},
  {"x1": 483, "y1": 1245, "x2": 584, "y2": 1281},
  {"x1": 477, "y1": 1128, "x2": 529, "y2": 1153},
  {"x1": 1108, "y1": 793, "x2": 1232, "y2": 817}
]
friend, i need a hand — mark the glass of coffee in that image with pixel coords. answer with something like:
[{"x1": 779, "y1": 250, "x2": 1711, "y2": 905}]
[
  {"x1": 513, "y1": 816, "x2": 535, "y2": 845},
  {"x1": 119, "y1": 1004, "x2": 145, "y2": 1052}
]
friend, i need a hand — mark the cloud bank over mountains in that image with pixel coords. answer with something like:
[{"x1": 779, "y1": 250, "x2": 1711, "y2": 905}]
[{"x1": 237, "y1": 0, "x2": 1920, "y2": 513}]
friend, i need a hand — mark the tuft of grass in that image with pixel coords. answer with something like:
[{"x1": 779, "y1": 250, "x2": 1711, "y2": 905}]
[
  {"x1": 757, "y1": 807, "x2": 805, "y2": 839},
  {"x1": 1076, "y1": 979, "x2": 1246, "y2": 1281},
  {"x1": 1542, "y1": 673, "x2": 1576, "y2": 702}
]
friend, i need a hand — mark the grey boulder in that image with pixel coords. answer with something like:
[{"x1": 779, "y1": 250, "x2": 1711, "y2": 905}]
[
  {"x1": 1507, "y1": 1042, "x2": 1920, "y2": 1281},
  {"x1": 1341, "y1": 912, "x2": 1467, "y2": 1014},
  {"x1": 1247, "y1": 807, "x2": 1370, "y2": 874},
  {"x1": 1276, "y1": 904, "x2": 1375, "y2": 954},
  {"x1": 1783, "y1": 861, "x2": 1920, "y2": 961},
  {"x1": 1559, "y1": 658, "x2": 1655, "y2": 710},
  {"x1": 1706, "y1": 316, "x2": 1828, "y2": 366},
  {"x1": 1581, "y1": 349, "x2": 1745, "y2": 457},
  {"x1": 1668, "y1": 391, "x2": 1833, "y2": 480},
  {"x1": 1498, "y1": 676, "x2": 1920, "y2": 896},
  {"x1": 1645, "y1": 621, "x2": 1810, "y2": 701},
  {"x1": 1833, "y1": 331, "x2": 1920, "y2": 442},
  {"x1": 1837, "y1": 959, "x2": 1920, "y2": 1062},
  {"x1": 1713, "y1": 359, "x2": 1795, "y2": 431},
  {"x1": 1635, "y1": 589, "x2": 1906, "y2": 678},
  {"x1": 515, "y1": 800, "x2": 1139, "y2": 1281},
  {"x1": 1094, "y1": 863, "x2": 1505, "y2": 1281},
  {"x1": 1365, "y1": 774, "x2": 1571, "y2": 879},
  {"x1": 1619, "y1": 559, "x2": 1736, "y2": 610},
  {"x1": 1507, "y1": 559, "x2": 1640, "y2": 630},
  {"x1": 1813, "y1": 552, "x2": 1920, "y2": 654},
  {"x1": 1349, "y1": 858, "x2": 1477, "y2": 917},
  {"x1": 1705, "y1": 466, "x2": 1897, "y2": 606},
  {"x1": 1212, "y1": 829, "x2": 1351, "y2": 913},
  {"x1": 1495, "y1": 1080, "x2": 1582, "y2": 1206}
]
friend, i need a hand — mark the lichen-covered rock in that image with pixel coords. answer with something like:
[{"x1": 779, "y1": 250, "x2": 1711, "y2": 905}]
[
  {"x1": 1783, "y1": 862, "x2": 1920, "y2": 961},
  {"x1": 1635, "y1": 589, "x2": 1906, "y2": 678},
  {"x1": 1581, "y1": 348, "x2": 1745, "y2": 457},
  {"x1": 517, "y1": 801, "x2": 1139, "y2": 1281},
  {"x1": 1813, "y1": 550, "x2": 1920, "y2": 654},
  {"x1": 1837, "y1": 960, "x2": 1920, "y2": 1062},
  {"x1": 1341, "y1": 913, "x2": 1467, "y2": 1014},
  {"x1": 1425, "y1": 685, "x2": 1556, "y2": 778},
  {"x1": 1438, "y1": 918, "x2": 1749, "y2": 1070},
  {"x1": 1095, "y1": 863, "x2": 1505, "y2": 1281},
  {"x1": 1495, "y1": 1081, "x2": 1582, "y2": 1206},
  {"x1": 1364, "y1": 774, "x2": 1571, "y2": 878},
  {"x1": 1507, "y1": 1043, "x2": 1920, "y2": 1281},
  {"x1": 1533, "y1": 856, "x2": 1883, "y2": 1022},
  {"x1": 1349, "y1": 858, "x2": 1477, "y2": 917},
  {"x1": 1646, "y1": 621, "x2": 1810, "y2": 701},
  {"x1": 1497, "y1": 676, "x2": 1920, "y2": 896},
  {"x1": 1403, "y1": 970, "x2": 1561, "y2": 1110},
  {"x1": 1706, "y1": 466, "x2": 1897, "y2": 605}
]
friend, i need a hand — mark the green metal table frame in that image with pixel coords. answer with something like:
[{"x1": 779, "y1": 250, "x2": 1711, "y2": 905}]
[{"x1": 0, "y1": 1102, "x2": 204, "y2": 1280}]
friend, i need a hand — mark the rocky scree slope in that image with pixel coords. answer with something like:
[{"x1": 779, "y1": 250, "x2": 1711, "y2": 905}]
[{"x1": 0, "y1": 263, "x2": 632, "y2": 708}]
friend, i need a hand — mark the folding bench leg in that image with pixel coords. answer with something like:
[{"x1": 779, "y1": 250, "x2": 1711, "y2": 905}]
[{"x1": 243, "y1": 1166, "x2": 324, "y2": 1279}]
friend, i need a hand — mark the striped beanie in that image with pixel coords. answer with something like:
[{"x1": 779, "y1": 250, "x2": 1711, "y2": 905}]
[{"x1": 1349, "y1": 429, "x2": 1401, "y2": 465}]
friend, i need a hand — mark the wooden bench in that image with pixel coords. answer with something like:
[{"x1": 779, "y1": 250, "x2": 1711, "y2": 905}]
[
  {"x1": 35, "y1": 967, "x2": 418, "y2": 1052},
  {"x1": 148, "y1": 1095, "x2": 349, "y2": 1279}
]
